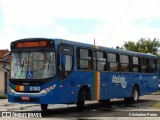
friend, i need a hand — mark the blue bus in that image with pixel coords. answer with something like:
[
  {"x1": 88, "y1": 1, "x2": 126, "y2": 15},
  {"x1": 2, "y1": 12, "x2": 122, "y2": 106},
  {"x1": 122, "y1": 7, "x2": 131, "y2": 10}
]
[{"x1": 3, "y1": 38, "x2": 159, "y2": 110}]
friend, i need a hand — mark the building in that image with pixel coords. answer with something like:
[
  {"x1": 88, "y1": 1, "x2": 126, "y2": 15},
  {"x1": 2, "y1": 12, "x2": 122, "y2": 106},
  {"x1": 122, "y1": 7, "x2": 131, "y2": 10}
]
[{"x1": 0, "y1": 49, "x2": 10, "y2": 94}]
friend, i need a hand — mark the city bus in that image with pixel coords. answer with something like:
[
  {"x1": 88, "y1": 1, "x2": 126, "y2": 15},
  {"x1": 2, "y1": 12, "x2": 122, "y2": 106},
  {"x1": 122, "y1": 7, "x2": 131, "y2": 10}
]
[{"x1": 3, "y1": 38, "x2": 159, "y2": 111}]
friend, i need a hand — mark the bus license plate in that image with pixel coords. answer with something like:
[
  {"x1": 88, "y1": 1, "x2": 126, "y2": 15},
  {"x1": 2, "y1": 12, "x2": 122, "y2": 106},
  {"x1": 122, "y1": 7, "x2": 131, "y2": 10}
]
[{"x1": 21, "y1": 96, "x2": 30, "y2": 101}]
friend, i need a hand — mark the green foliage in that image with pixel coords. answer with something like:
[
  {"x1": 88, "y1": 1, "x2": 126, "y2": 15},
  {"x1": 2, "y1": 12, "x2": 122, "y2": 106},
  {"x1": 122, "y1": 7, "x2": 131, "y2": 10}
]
[
  {"x1": 158, "y1": 56, "x2": 160, "y2": 67},
  {"x1": 123, "y1": 41, "x2": 139, "y2": 52},
  {"x1": 116, "y1": 46, "x2": 124, "y2": 49},
  {"x1": 156, "y1": 91, "x2": 160, "y2": 95},
  {"x1": 153, "y1": 91, "x2": 160, "y2": 108},
  {"x1": 0, "y1": 94, "x2": 7, "y2": 99},
  {"x1": 123, "y1": 38, "x2": 160, "y2": 55},
  {"x1": 153, "y1": 102, "x2": 160, "y2": 108}
]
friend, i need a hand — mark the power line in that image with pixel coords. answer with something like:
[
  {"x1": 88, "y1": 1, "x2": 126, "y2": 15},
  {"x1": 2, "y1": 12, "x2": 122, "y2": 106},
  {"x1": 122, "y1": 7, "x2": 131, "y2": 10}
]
[{"x1": 107, "y1": 0, "x2": 133, "y2": 39}]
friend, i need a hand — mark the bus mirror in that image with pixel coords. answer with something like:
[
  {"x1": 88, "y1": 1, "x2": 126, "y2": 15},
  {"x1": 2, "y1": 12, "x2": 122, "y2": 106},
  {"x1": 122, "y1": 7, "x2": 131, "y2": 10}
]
[
  {"x1": 61, "y1": 54, "x2": 66, "y2": 65},
  {"x1": 3, "y1": 52, "x2": 10, "y2": 72},
  {"x1": 3, "y1": 57, "x2": 6, "y2": 68}
]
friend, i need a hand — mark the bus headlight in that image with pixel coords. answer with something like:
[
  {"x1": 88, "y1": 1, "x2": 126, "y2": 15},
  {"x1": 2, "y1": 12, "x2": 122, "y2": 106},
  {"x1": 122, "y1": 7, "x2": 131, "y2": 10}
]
[
  {"x1": 40, "y1": 90, "x2": 46, "y2": 94},
  {"x1": 9, "y1": 87, "x2": 15, "y2": 94},
  {"x1": 40, "y1": 84, "x2": 56, "y2": 94}
]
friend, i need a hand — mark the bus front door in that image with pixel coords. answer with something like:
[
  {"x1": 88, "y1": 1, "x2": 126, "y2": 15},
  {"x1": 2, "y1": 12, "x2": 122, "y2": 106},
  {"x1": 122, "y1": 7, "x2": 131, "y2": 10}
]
[{"x1": 58, "y1": 44, "x2": 74, "y2": 103}]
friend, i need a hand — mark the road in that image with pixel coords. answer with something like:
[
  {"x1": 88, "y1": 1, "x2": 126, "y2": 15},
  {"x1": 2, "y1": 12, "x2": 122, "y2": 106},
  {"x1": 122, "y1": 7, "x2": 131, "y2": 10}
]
[{"x1": 0, "y1": 94, "x2": 160, "y2": 119}]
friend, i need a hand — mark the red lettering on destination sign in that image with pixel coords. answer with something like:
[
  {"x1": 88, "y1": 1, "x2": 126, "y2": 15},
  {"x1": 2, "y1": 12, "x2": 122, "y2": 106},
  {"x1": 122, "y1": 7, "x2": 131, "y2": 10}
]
[{"x1": 17, "y1": 41, "x2": 47, "y2": 48}]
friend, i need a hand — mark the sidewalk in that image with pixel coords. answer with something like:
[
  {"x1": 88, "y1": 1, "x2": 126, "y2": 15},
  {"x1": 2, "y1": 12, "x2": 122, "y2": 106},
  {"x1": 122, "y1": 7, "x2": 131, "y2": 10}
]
[
  {"x1": 0, "y1": 99, "x2": 39, "y2": 111},
  {"x1": 0, "y1": 98, "x2": 75, "y2": 111},
  {"x1": 0, "y1": 99, "x2": 94, "y2": 111}
]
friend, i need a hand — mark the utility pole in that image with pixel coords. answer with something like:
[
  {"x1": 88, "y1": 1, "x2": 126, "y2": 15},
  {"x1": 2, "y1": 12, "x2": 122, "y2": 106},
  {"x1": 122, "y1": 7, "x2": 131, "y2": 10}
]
[
  {"x1": 94, "y1": 38, "x2": 96, "y2": 45},
  {"x1": 4, "y1": 72, "x2": 8, "y2": 94}
]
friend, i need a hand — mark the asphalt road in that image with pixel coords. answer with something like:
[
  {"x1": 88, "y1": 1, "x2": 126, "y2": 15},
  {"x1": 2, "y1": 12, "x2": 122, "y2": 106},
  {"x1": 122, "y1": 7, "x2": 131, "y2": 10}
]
[
  {"x1": 0, "y1": 94, "x2": 160, "y2": 119},
  {"x1": 40, "y1": 94, "x2": 160, "y2": 117}
]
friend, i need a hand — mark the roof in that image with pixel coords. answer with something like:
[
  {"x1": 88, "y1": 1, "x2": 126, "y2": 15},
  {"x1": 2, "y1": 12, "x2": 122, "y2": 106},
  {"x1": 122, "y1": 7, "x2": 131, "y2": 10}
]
[
  {"x1": 11, "y1": 38, "x2": 158, "y2": 59},
  {"x1": 54, "y1": 38, "x2": 157, "y2": 59},
  {"x1": 0, "y1": 49, "x2": 10, "y2": 62}
]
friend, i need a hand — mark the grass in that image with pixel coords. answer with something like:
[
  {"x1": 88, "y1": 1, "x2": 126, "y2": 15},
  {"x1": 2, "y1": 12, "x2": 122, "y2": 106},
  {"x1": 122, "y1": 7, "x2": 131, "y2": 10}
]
[
  {"x1": 153, "y1": 90, "x2": 160, "y2": 108},
  {"x1": 0, "y1": 94, "x2": 8, "y2": 99},
  {"x1": 156, "y1": 90, "x2": 160, "y2": 95},
  {"x1": 153, "y1": 102, "x2": 160, "y2": 108}
]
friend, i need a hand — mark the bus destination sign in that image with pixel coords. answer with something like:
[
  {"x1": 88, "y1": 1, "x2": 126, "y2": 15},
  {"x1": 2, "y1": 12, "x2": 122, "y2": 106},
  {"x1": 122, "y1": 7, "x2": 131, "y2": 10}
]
[{"x1": 17, "y1": 41, "x2": 47, "y2": 48}]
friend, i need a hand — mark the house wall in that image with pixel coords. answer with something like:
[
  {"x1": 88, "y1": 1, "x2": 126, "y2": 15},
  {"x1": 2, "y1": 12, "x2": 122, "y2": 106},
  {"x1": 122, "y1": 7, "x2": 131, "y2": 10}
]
[{"x1": 0, "y1": 62, "x2": 10, "y2": 94}]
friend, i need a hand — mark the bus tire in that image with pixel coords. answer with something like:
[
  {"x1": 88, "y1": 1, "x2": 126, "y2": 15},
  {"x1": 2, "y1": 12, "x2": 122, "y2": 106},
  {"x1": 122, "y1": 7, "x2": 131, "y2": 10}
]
[
  {"x1": 124, "y1": 86, "x2": 139, "y2": 104},
  {"x1": 76, "y1": 89, "x2": 85, "y2": 111},
  {"x1": 41, "y1": 104, "x2": 48, "y2": 111},
  {"x1": 131, "y1": 86, "x2": 139, "y2": 103}
]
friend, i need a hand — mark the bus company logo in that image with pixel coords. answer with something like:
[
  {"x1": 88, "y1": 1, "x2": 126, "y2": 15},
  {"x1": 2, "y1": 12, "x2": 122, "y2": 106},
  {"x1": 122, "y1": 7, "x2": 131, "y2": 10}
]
[{"x1": 112, "y1": 75, "x2": 127, "y2": 88}]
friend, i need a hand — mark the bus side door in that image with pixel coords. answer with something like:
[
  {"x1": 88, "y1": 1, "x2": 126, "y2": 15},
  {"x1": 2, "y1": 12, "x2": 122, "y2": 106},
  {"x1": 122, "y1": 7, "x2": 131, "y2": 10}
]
[{"x1": 58, "y1": 44, "x2": 74, "y2": 103}]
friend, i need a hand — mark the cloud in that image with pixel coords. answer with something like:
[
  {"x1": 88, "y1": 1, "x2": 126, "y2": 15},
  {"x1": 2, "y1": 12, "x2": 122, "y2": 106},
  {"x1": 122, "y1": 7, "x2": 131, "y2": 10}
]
[
  {"x1": 1, "y1": 0, "x2": 160, "y2": 49},
  {"x1": 0, "y1": 0, "x2": 54, "y2": 28},
  {"x1": 53, "y1": 25, "x2": 95, "y2": 45},
  {"x1": 0, "y1": 0, "x2": 132, "y2": 28},
  {"x1": 0, "y1": 26, "x2": 20, "y2": 49},
  {"x1": 53, "y1": 25, "x2": 69, "y2": 38},
  {"x1": 132, "y1": 18, "x2": 160, "y2": 28}
]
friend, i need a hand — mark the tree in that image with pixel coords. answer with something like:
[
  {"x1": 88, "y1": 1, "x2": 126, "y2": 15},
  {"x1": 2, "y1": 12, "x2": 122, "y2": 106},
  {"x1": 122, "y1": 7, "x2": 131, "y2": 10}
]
[
  {"x1": 123, "y1": 41, "x2": 139, "y2": 52},
  {"x1": 123, "y1": 38, "x2": 160, "y2": 55},
  {"x1": 116, "y1": 46, "x2": 124, "y2": 49}
]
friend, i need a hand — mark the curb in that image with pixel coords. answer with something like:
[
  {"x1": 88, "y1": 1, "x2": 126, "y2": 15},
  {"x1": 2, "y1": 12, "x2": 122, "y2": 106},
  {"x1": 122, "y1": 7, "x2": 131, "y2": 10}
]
[
  {"x1": 6, "y1": 104, "x2": 40, "y2": 111},
  {"x1": 150, "y1": 93, "x2": 160, "y2": 95}
]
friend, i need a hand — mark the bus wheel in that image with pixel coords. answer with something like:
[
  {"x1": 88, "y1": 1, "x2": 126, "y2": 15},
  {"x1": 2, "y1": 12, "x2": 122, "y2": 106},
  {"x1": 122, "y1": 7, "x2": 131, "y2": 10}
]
[
  {"x1": 131, "y1": 87, "x2": 139, "y2": 103},
  {"x1": 124, "y1": 87, "x2": 139, "y2": 104},
  {"x1": 41, "y1": 104, "x2": 48, "y2": 111},
  {"x1": 76, "y1": 89, "x2": 85, "y2": 111}
]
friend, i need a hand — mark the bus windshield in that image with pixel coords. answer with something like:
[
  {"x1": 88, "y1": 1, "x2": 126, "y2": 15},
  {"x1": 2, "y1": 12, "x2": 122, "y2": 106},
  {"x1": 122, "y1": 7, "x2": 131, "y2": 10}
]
[{"x1": 10, "y1": 51, "x2": 56, "y2": 79}]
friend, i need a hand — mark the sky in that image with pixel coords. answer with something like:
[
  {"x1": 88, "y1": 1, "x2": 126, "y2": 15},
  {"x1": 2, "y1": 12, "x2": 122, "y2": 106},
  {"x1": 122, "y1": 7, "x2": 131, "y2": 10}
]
[{"x1": 0, "y1": 0, "x2": 160, "y2": 50}]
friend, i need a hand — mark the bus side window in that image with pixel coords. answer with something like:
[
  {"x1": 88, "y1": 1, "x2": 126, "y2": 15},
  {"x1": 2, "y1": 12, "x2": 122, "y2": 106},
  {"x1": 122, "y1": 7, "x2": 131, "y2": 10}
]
[
  {"x1": 141, "y1": 57, "x2": 149, "y2": 73},
  {"x1": 132, "y1": 56, "x2": 141, "y2": 73},
  {"x1": 107, "y1": 53, "x2": 119, "y2": 72},
  {"x1": 77, "y1": 48, "x2": 92, "y2": 71},
  {"x1": 120, "y1": 55, "x2": 129, "y2": 72},
  {"x1": 150, "y1": 59, "x2": 157, "y2": 73},
  {"x1": 93, "y1": 51, "x2": 106, "y2": 71}
]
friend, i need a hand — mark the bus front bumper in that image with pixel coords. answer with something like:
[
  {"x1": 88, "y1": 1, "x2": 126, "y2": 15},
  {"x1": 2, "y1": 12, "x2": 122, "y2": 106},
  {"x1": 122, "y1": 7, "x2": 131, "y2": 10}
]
[{"x1": 8, "y1": 87, "x2": 56, "y2": 104}]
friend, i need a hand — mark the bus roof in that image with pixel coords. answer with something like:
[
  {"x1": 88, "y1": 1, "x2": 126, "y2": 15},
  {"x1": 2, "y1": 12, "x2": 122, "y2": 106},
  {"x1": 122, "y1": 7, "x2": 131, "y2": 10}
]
[
  {"x1": 12, "y1": 38, "x2": 157, "y2": 59},
  {"x1": 53, "y1": 38, "x2": 157, "y2": 59}
]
